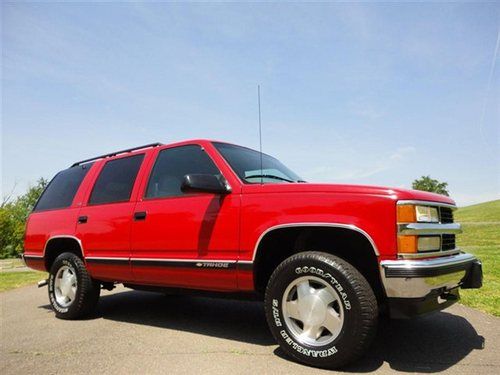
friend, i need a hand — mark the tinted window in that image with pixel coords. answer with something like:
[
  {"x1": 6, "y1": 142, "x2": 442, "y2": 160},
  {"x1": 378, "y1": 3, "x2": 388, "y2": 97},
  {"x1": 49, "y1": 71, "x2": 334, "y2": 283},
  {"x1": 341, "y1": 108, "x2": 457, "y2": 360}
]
[
  {"x1": 213, "y1": 142, "x2": 302, "y2": 184},
  {"x1": 34, "y1": 164, "x2": 93, "y2": 212},
  {"x1": 89, "y1": 155, "x2": 144, "y2": 205},
  {"x1": 146, "y1": 145, "x2": 220, "y2": 198}
]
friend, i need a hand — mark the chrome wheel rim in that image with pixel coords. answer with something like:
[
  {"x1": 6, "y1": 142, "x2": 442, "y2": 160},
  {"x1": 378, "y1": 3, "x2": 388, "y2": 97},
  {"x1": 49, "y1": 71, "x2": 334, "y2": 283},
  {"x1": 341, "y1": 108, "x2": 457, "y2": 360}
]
[
  {"x1": 282, "y1": 276, "x2": 344, "y2": 347},
  {"x1": 54, "y1": 265, "x2": 77, "y2": 308}
]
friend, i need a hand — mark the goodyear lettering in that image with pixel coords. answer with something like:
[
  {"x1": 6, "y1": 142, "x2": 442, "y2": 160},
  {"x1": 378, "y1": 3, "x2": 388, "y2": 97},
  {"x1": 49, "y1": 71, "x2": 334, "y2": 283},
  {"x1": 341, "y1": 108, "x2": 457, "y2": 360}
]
[
  {"x1": 272, "y1": 299, "x2": 282, "y2": 326},
  {"x1": 295, "y1": 266, "x2": 351, "y2": 310},
  {"x1": 280, "y1": 330, "x2": 338, "y2": 357}
]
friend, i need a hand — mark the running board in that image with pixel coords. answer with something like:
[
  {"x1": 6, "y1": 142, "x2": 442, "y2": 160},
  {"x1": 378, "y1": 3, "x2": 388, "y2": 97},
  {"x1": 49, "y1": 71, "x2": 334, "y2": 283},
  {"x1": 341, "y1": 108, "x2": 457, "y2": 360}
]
[{"x1": 37, "y1": 279, "x2": 48, "y2": 288}]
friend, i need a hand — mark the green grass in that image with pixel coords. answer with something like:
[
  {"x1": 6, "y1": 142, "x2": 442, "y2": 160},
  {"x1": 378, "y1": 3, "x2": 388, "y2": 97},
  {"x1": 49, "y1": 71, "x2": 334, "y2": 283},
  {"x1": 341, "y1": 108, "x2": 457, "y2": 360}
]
[
  {"x1": 455, "y1": 200, "x2": 500, "y2": 316},
  {"x1": 0, "y1": 271, "x2": 47, "y2": 292},
  {"x1": 455, "y1": 199, "x2": 500, "y2": 223}
]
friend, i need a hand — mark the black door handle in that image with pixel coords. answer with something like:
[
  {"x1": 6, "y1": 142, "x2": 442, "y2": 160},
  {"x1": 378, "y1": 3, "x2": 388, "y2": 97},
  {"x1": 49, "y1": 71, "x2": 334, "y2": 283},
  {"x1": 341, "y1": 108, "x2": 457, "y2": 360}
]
[
  {"x1": 134, "y1": 211, "x2": 147, "y2": 221},
  {"x1": 78, "y1": 215, "x2": 88, "y2": 224}
]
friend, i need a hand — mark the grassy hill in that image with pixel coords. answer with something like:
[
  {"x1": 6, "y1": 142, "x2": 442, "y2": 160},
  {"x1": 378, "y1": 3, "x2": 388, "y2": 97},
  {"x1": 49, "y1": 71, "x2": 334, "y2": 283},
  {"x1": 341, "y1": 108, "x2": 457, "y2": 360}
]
[{"x1": 455, "y1": 199, "x2": 500, "y2": 316}]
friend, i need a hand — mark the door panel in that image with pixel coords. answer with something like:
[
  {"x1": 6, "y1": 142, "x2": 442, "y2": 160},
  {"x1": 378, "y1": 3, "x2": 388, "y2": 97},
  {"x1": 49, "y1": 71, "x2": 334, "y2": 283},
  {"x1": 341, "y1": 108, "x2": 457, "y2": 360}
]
[
  {"x1": 76, "y1": 202, "x2": 135, "y2": 281},
  {"x1": 131, "y1": 194, "x2": 239, "y2": 290},
  {"x1": 130, "y1": 144, "x2": 240, "y2": 291}
]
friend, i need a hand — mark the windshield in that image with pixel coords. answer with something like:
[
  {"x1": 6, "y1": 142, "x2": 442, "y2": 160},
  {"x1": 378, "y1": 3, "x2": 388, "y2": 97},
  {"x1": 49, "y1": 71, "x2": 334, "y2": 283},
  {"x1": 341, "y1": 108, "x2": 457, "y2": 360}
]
[{"x1": 213, "y1": 142, "x2": 304, "y2": 184}]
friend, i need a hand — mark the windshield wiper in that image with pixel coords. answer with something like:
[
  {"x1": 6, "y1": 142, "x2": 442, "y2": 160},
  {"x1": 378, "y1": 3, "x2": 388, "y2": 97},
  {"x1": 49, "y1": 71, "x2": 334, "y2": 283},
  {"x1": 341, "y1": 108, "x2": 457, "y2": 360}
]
[{"x1": 245, "y1": 174, "x2": 295, "y2": 183}]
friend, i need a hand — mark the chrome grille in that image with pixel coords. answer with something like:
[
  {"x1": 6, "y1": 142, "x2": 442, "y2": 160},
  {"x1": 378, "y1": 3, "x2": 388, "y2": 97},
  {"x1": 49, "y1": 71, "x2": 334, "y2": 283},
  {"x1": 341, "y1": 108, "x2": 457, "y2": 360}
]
[
  {"x1": 442, "y1": 234, "x2": 456, "y2": 250},
  {"x1": 439, "y1": 207, "x2": 454, "y2": 223}
]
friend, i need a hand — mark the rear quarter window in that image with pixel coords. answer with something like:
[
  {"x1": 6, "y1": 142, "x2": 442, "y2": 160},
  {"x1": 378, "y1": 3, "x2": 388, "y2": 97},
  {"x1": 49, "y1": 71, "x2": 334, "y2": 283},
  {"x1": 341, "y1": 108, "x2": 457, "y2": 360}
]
[{"x1": 33, "y1": 164, "x2": 93, "y2": 212}]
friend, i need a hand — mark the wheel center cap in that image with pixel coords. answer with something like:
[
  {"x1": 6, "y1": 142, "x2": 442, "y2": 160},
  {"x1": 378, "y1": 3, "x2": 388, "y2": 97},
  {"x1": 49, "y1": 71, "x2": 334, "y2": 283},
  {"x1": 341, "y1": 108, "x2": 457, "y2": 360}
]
[{"x1": 300, "y1": 295, "x2": 327, "y2": 326}]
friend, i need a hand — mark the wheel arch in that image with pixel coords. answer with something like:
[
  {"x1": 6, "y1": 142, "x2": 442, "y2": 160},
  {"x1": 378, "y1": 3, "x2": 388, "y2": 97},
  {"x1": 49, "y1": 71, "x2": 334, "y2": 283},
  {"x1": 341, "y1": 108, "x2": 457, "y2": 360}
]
[
  {"x1": 252, "y1": 223, "x2": 385, "y2": 302},
  {"x1": 43, "y1": 235, "x2": 84, "y2": 271}
]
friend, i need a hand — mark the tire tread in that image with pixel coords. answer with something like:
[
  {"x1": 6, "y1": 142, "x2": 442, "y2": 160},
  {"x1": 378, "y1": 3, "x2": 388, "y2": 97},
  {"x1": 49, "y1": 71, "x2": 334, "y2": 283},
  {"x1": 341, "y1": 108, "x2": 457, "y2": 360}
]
[
  {"x1": 264, "y1": 251, "x2": 378, "y2": 368},
  {"x1": 49, "y1": 252, "x2": 100, "y2": 320}
]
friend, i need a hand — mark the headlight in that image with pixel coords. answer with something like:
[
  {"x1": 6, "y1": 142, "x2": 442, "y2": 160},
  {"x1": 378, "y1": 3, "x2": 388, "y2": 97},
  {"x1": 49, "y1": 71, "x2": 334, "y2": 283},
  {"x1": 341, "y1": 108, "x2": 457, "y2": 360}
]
[
  {"x1": 415, "y1": 206, "x2": 439, "y2": 223},
  {"x1": 397, "y1": 203, "x2": 443, "y2": 254},
  {"x1": 397, "y1": 204, "x2": 439, "y2": 223}
]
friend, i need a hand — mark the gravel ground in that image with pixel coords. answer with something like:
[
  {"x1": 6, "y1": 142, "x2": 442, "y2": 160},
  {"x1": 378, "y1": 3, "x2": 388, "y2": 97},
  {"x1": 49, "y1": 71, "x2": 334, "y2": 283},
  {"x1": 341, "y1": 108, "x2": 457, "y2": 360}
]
[{"x1": 1, "y1": 284, "x2": 499, "y2": 374}]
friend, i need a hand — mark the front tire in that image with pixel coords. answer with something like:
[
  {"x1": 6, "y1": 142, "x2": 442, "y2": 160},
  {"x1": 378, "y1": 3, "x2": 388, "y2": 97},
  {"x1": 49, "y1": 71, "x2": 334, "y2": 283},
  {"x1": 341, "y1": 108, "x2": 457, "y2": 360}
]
[
  {"x1": 264, "y1": 251, "x2": 378, "y2": 369},
  {"x1": 48, "y1": 252, "x2": 100, "y2": 319}
]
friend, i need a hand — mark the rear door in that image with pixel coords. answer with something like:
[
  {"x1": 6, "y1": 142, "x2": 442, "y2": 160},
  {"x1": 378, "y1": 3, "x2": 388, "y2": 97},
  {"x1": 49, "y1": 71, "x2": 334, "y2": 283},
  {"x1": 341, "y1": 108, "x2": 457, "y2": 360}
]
[
  {"x1": 130, "y1": 144, "x2": 240, "y2": 290},
  {"x1": 76, "y1": 153, "x2": 148, "y2": 282}
]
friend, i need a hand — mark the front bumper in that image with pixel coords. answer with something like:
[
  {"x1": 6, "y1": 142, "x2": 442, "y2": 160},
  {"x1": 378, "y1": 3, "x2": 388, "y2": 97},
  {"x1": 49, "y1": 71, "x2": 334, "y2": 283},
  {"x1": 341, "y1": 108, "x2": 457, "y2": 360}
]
[{"x1": 380, "y1": 253, "x2": 482, "y2": 318}]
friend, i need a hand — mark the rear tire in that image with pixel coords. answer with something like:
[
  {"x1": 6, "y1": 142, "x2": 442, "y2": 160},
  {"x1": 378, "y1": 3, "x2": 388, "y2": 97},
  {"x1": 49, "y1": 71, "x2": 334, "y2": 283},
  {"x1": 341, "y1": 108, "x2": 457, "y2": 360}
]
[
  {"x1": 48, "y1": 252, "x2": 100, "y2": 319},
  {"x1": 264, "y1": 251, "x2": 378, "y2": 369}
]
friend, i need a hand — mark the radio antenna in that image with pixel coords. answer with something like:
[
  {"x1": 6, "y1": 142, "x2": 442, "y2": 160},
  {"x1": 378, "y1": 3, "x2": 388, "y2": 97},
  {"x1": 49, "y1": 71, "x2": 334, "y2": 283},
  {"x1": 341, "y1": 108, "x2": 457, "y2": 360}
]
[{"x1": 258, "y1": 85, "x2": 263, "y2": 184}]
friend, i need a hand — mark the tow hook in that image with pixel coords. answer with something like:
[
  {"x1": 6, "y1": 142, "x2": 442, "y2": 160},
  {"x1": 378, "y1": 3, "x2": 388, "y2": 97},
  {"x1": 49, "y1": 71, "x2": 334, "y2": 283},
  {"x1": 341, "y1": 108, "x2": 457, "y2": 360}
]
[
  {"x1": 438, "y1": 291, "x2": 459, "y2": 304},
  {"x1": 101, "y1": 282, "x2": 115, "y2": 291},
  {"x1": 38, "y1": 279, "x2": 48, "y2": 288}
]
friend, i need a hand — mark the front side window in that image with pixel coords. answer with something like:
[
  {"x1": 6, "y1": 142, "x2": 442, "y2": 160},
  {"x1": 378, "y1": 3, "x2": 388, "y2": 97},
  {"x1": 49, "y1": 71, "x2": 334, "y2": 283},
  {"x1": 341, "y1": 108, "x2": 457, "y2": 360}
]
[
  {"x1": 89, "y1": 154, "x2": 144, "y2": 205},
  {"x1": 213, "y1": 142, "x2": 303, "y2": 184},
  {"x1": 33, "y1": 163, "x2": 93, "y2": 212},
  {"x1": 145, "y1": 145, "x2": 221, "y2": 198}
]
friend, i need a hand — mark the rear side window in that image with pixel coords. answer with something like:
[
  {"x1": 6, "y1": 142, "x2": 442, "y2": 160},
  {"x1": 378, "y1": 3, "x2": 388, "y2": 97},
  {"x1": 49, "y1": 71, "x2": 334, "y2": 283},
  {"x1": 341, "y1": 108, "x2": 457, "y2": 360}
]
[
  {"x1": 34, "y1": 164, "x2": 93, "y2": 212},
  {"x1": 89, "y1": 154, "x2": 144, "y2": 205},
  {"x1": 145, "y1": 145, "x2": 220, "y2": 198}
]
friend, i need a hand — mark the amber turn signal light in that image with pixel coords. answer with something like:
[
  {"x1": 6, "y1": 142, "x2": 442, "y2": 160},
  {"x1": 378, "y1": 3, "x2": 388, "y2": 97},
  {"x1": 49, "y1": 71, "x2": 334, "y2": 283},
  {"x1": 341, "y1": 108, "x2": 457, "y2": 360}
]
[
  {"x1": 397, "y1": 235, "x2": 418, "y2": 253},
  {"x1": 397, "y1": 205, "x2": 416, "y2": 223}
]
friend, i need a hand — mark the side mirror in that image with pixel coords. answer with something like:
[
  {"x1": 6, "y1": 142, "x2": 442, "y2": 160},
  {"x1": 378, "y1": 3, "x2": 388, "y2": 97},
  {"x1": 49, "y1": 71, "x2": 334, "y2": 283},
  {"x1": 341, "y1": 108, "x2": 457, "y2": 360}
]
[{"x1": 181, "y1": 174, "x2": 230, "y2": 194}]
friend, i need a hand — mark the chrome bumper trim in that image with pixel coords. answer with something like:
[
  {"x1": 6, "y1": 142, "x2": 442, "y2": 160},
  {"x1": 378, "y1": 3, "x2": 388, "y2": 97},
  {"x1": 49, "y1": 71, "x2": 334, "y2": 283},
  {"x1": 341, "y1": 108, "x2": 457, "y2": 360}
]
[
  {"x1": 382, "y1": 252, "x2": 475, "y2": 270},
  {"x1": 398, "y1": 223, "x2": 462, "y2": 235},
  {"x1": 380, "y1": 253, "x2": 476, "y2": 298},
  {"x1": 398, "y1": 248, "x2": 461, "y2": 259}
]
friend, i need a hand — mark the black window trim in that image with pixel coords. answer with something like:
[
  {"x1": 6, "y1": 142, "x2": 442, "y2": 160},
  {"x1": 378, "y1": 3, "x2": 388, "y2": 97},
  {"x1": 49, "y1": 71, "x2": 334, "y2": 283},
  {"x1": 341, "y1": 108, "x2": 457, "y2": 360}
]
[
  {"x1": 142, "y1": 143, "x2": 227, "y2": 202},
  {"x1": 86, "y1": 153, "x2": 146, "y2": 207}
]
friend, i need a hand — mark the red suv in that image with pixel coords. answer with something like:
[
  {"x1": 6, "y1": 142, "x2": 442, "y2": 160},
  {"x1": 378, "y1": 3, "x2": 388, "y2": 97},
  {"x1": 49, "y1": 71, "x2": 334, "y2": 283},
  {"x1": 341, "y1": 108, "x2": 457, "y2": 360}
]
[{"x1": 23, "y1": 140, "x2": 482, "y2": 368}]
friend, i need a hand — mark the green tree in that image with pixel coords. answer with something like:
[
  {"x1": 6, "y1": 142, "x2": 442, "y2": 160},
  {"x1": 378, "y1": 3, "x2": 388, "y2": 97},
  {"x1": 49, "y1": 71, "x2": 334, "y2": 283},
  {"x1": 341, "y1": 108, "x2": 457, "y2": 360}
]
[
  {"x1": 0, "y1": 178, "x2": 48, "y2": 258},
  {"x1": 412, "y1": 175, "x2": 449, "y2": 196}
]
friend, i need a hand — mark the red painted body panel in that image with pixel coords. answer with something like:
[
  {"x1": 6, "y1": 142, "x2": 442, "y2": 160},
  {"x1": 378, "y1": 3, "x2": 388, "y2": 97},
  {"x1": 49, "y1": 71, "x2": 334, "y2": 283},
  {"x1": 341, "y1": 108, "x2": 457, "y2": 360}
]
[
  {"x1": 76, "y1": 201, "x2": 136, "y2": 281},
  {"x1": 23, "y1": 139, "x2": 456, "y2": 293},
  {"x1": 24, "y1": 208, "x2": 80, "y2": 256},
  {"x1": 239, "y1": 189, "x2": 398, "y2": 259},
  {"x1": 131, "y1": 193, "x2": 240, "y2": 290},
  {"x1": 74, "y1": 151, "x2": 153, "y2": 281},
  {"x1": 237, "y1": 182, "x2": 454, "y2": 260}
]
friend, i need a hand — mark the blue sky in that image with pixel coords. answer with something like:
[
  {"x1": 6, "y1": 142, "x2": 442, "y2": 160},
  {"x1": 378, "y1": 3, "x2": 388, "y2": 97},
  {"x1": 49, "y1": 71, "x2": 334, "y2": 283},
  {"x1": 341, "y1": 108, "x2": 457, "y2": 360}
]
[{"x1": 2, "y1": 2, "x2": 499, "y2": 206}]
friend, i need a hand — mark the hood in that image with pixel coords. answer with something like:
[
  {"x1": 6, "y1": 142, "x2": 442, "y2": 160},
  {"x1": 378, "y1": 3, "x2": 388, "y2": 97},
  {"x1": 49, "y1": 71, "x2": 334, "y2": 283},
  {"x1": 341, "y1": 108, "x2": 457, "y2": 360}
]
[{"x1": 241, "y1": 183, "x2": 456, "y2": 205}]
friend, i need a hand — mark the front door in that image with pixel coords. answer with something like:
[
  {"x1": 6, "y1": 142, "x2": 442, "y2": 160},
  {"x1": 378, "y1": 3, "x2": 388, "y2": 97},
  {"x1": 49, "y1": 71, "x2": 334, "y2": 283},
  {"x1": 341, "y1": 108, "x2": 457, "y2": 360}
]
[{"x1": 130, "y1": 144, "x2": 239, "y2": 290}]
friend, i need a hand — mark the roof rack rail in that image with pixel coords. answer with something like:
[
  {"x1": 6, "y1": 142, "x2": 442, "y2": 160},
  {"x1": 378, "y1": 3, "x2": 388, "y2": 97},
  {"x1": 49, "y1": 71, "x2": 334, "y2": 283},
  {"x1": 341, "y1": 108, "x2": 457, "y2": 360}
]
[{"x1": 71, "y1": 142, "x2": 163, "y2": 167}]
